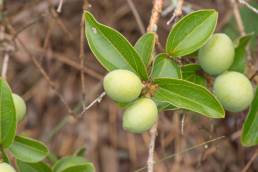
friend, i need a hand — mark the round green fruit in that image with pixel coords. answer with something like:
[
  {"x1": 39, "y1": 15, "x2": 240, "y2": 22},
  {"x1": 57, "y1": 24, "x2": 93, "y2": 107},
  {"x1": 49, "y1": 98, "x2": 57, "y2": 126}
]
[
  {"x1": 214, "y1": 71, "x2": 254, "y2": 112},
  {"x1": 103, "y1": 69, "x2": 142, "y2": 103},
  {"x1": 123, "y1": 98, "x2": 158, "y2": 133},
  {"x1": 198, "y1": 33, "x2": 235, "y2": 75},
  {"x1": 0, "y1": 163, "x2": 16, "y2": 172},
  {"x1": 12, "y1": 93, "x2": 27, "y2": 122}
]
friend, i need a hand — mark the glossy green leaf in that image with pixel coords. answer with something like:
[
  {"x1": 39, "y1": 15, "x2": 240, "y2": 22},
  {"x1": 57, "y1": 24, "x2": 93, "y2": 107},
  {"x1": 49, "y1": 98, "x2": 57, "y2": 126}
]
[
  {"x1": 154, "y1": 78, "x2": 225, "y2": 118},
  {"x1": 62, "y1": 165, "x2": 95, "y2": 172},
  {"x1": 151, "y1": 54, "x2": 181, "y2": 79},
  {"x1": 166, "y1": 10, "x2": 218, "y2": 57},
  {"x1": 181, "y1": 64, "x2": 207, "y2": 86},
  {"x1": 152, "y1": 97, "x2": 177, "y2": 111},
  {"x1": 0, "y1": 78, "x2": 16, "y2": 148},
  {"x1": 229, "y1": 33, "x2": 254, "y2": 73},
  {"x1": 53, "y1": 156, "x2": 95, "y2": 172},
  {"x1": 241, "y1": 87, "x2": 258, "y2": 147},
  {"x1": 134, "y1": 32, "x2": 155, "y2": 66},
  {"x1": 9, "y1": 136, "x2": 48, "y2": 163},
  {"x1": 17, "y1": 160, "x2": 52, "y2": 172},
  {"x1": 84, "y1": 11, "x2": 148, "y2": 80}
]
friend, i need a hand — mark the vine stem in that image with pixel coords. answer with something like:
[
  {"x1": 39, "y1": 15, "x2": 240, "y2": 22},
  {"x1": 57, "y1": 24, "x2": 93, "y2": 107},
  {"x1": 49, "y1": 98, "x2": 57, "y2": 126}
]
[{"x1": 146, "y1": 0, "x2": 164, "y2": 172}]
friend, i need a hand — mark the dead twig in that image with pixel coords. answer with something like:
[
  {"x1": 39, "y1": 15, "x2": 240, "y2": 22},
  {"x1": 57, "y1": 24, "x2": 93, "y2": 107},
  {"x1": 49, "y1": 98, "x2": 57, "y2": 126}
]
[
  {"x1": 238, "y1": 0, "x2": 258, "y2": 14},
  {"x1": 78, "y1": 92, "x2": 106, "y2": 118},
  {"x1": 147, "y1": 0, "x2": 164, "y2": 33},
  {"x1": 126, "y1": 0, "x2": 145, "y2": 34},
  {"x1": 79, "y1": 0, "x2": 88, "y2": 107},
  {"x1": 230, "y1": 0, "x2": 245, "y2": 36},
  {"x1": 167, "y1": 0, "x2": 184, "y2": 25},
  {"x1": 1, "y1": 53, "x2": 9, "y2": 79},
  {"x1": 57, "y1": 0, "x2": 64, "y2": 13},
  {"x1": 241, "y1": 150, "x2": 258, "y2": 172},
  {"x1": 135, "y1": 136, "x2": 226, "y2": 172}
]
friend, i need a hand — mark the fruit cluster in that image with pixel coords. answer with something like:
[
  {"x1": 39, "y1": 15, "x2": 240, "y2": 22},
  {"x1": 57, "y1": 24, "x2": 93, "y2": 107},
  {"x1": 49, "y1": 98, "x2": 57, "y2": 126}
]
[
  {"x1": 198, "y1": 33, "x2": 254, "y2": 112},
  {"x1": 103, "y1": 69, "x2": 158, "y2": 134},
  {"x1": 103, "y1": 33, "x2": 254, "y2": 134}
]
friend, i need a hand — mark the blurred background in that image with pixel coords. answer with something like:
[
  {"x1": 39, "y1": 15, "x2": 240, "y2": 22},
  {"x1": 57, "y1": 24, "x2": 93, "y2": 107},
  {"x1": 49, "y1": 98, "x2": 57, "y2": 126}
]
[{"x1": 0, "y1": 0, "x2": 257, "y2": 171}]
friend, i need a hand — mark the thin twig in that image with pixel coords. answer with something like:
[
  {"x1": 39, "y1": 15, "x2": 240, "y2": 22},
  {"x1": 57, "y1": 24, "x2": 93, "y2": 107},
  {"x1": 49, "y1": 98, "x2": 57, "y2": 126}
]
[
  {"x1": 146, "y1": 0, "x2": 164, "y2": 171},
  {"x1": 79, "y1": 0, "x2": 88, "y2": 107},
  {"x1": 135, "y1": 136, "x2": 226, "y2": 172},
  {"x1": 241, "y1": 150, "x2": 258, "y2": 172},
  {"x1": 57, "y1": 0, "x2": 64, "y2": 13},
  {"x1": 167, "y1": 0, "x2": 184, "y2": 25},
  {"x1": 1, "y1": 53, "x2": 9, "y2": 79},
  {"x1": 230, "y1": 0, "x2": 245, "y2": 36},
  {"x1": 78, "y1": 92, "x2": 106, "y2": 118},
  {"x1": 238, "y1": 0, "x2": 258, "y2": 14},
  {"x1": 147, "y1": 122, "x2": 158, "y2": 172},
  {"x1": 126, "y1": 0, "x2": 145, "y2": 34},
  {"x1": 147, "y1": 0, "x2": 164, "y2": 33}
]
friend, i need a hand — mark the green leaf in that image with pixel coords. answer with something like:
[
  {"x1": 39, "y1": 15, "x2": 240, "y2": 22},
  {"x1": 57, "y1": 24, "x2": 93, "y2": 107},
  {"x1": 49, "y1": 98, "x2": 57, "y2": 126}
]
[
  {"x1": 229, "y1": 33, "x2": 254, "y2": 73},
  {"x1": 152, "y1": 97, "x2": 177, "y2": 111},
  {"x1": 73, "y1": 147, "x2": 86, "y2": 157},
  {"x1": 1, "y1": 146, "x2": 9, "y2": 163},
  {"x1": 84, "y1": 11, "x2": 148, "y2": 80},
  {"x1": 17, "y1": 160, "x2": 52, "y2": 172},
  {"x1": 151, "y1": 54, "x2": 181, "y2": 79},
  {"x1": 181, "y1": 64, "x2": 207, "y2": 86},
  {"x1": 9, "y1": 136, "x2": 48, "y2": 163},
  {"x1": 154, "y1": 78, "x2": 225, "y2": 118},
  {"x1": 0, "y1": 78, "x2": 16, "y2": 148},
  {"x1": 166, "y1": 9, "x2": 218, "y2": 57},
  {"x1": 53, "y1": 156, "x2": 95, "y2": 172},
  {"x1": 241, "y1": 87, "x2": 258, "y2": 147},
  {"x1": 134, "y1": 32, "x2": 155, "y2": 66}
]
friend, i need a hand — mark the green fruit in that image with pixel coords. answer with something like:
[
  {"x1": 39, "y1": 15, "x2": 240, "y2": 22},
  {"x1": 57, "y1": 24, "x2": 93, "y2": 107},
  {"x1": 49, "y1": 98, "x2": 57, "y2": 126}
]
[
  {"x1": 214, "y1": 71, "x2": 254, "y2": 112},
  {"x1": 103, "y1": 69, "x2": 142, "y2": 103},
  {"x1": 198, "y1": 33, "x2": 235, "y2": 75},
  {"x1": 0, "y1": 163, "x2": 16, "y2": 172},
  {"x1": 12, "y1": 93, "x2": 27, "y2": 122},
  {"x1": 123, "y1": 98, "x2": 158, "y2": 133}
]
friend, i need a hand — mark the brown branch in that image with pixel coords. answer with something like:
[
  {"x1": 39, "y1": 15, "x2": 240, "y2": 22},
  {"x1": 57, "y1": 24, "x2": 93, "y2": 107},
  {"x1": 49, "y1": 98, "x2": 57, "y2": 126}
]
[
  {"x1": 230, "y1": 0, "x2": 245, "y2": 36},
  {"x1": 57, "y1": 0, "x2": 64, "y2": 13},
  {"x1": 167, "y1": 0, "x2": 184, "y2": 25},
  {"x1": 238, "y1": 0, "x2": 258, "y2": 14},
  {"x1": 79, "y1": 0, "x2": 88, "y2": 107},
  {"x1": 1, "y1": 53, "x2": 9, "y2": 79},
  {"x1": 147, "y1": 0, "x2": 164, "y2": 33},
  {"x1": 241, "y1": 150, "x2": 258, "y2": 172},
  {"x1": 146, "y1": 1, "x2": 164, "y2": 171},
  {"x1": 126, "y1": 0, "x2": 145, "y2": 34}
]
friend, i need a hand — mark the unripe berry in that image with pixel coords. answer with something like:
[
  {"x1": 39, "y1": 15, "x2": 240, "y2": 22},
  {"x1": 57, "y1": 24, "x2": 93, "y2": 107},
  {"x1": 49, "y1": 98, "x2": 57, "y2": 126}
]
[
  {"x1": 213, "y1": 71, "x2": 254, "y2": 112},
  {"x1": 123, "y1": 98, "x2": 158, "y2": 133},
  {"x1": 12, "y1": 93, "x2": 26, "y2": 122},
  {"x1": 198, "y1": 33, "x2": 234, "y2": 75},
  {"x1": 0, "y1": 162, "x2": 16, "y2": 172},
  {"x1": 103, "y1": 69, "x2": 142, "y2": 103}
]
